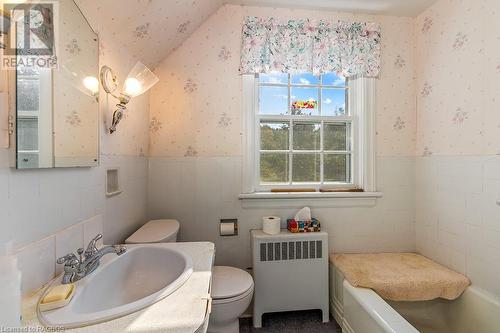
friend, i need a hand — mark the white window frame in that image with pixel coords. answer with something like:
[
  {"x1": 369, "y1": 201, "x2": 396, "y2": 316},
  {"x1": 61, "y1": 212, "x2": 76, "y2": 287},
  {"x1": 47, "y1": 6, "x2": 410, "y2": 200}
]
[
  {"x1": 255, "y1": 74, "x2": 354, "y2": 191},
  {"x1": 241, "y1": 74, "x2": 377, "y2": 199}
]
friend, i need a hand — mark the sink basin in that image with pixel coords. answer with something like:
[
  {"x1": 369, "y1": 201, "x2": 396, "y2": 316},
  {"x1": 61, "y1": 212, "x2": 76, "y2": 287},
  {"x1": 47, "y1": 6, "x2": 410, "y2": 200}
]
[{"x1": 38, "y1": 244, "x2": 193, "y2": 328}]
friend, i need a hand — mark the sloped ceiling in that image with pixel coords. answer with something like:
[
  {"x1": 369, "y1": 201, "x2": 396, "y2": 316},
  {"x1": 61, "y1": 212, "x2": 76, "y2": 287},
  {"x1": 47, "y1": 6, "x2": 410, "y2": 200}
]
[
  {"x1": 75, "y1": 0, "x2": 223, "y2": 69},
  {"x1": 225, "y1": 0, "x2": 438, "y2": 17},
  {"x1": 75, "y1": 0, "x2": 436, "y2": 70}
]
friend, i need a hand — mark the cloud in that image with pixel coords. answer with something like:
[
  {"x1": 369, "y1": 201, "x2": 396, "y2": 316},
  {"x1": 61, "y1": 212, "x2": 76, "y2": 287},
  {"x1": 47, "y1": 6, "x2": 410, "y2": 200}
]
[
  {"x1": 268, "y1": 77, "x2": 282, "y2": 84},
  {"x1": 333, "y1": 77, "x2": 345, "y2": 86},
  {"x1": 299, "y1": 78, "x2": 310, "y2": 85},
  {"x1": 324, "y1": 98, "x2": 332, "y2": 104},
  {"x1": 264, "y1": 123, "x2": 286, "y2": 130}
]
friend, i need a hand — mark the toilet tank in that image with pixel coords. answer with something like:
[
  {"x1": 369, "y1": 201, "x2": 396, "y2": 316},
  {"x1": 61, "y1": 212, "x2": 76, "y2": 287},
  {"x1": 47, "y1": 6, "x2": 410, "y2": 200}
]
[{"x1": 125, "y1": 219, "x2": 180, "y2": 244}]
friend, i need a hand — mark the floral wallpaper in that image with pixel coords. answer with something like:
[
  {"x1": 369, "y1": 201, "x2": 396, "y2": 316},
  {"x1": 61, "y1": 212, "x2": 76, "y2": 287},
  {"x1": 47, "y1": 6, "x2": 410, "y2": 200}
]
[
  {"x1": 149, "y1": 4, "x2": 417, "y2": 158},
  {"x1": 72, "y1": 0, "x2": 152, "y2": 157},
  {"x1": 416, "y1": 0, "x2": 500, "y2": 156},
  {"x1": 71, "y1": 0, "x2": 500, "y2": 157},
  {"x1": 75, "y1": 0, "x2": 223, "y2": 69}
]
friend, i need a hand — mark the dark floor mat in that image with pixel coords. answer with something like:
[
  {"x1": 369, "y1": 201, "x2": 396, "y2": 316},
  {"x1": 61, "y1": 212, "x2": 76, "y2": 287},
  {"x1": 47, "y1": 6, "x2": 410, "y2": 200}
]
[{"x1": 239, "y1": 310, "x2": 341, "y2": 333}]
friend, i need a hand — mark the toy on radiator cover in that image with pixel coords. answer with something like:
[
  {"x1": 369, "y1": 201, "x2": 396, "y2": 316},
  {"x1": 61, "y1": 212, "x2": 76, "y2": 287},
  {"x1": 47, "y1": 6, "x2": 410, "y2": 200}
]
[{"x1": 287, "y1": 217, "x2": 321, "y2": 233}]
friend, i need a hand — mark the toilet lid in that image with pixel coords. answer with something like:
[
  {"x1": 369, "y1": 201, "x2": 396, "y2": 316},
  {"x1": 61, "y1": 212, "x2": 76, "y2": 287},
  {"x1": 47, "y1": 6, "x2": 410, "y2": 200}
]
[
  {"x1": 125, "y1": 219, "x2": 179, "y2": 244},
  {"x1": 211, "y1": 266, "x2": 254, "y2": 300}
]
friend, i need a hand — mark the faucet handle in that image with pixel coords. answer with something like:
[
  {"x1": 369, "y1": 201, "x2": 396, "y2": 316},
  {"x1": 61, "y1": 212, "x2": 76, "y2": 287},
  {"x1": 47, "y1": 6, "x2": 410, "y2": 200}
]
[
  {"x1": 90, "y1": 233, "x2": 103, "y2": 244},
  {"x1": 77, "y1": 247, "x2": 85, "y2": 261},
  {"x1": 57, "y1": 254, "x2": 80, "y2": 284},
  {"x1": 84, "y1": 234, "x2": 103, "y2": 258},
  {"x1": 57, "y1": 253, "x2": 79, "y2": 266},
  {"x1": 113, "y1": 244, "x2": 127, "y2": 255}
]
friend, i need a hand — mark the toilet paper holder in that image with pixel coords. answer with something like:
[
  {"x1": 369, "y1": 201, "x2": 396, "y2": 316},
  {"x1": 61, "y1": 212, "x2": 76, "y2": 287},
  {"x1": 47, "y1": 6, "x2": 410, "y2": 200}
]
[{"x1": 220, "y1": 219, "x2": 238, "y2": 236}]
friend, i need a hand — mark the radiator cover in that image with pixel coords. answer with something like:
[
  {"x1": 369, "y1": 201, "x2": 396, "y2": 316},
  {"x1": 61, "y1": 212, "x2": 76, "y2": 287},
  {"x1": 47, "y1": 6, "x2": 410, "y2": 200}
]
[{"x1": 251, "y1": 230, "x2": 329, "y2": 328}]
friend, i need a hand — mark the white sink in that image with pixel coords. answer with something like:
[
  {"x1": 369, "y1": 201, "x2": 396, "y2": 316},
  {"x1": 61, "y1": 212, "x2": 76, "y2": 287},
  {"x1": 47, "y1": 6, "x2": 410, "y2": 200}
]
[{"x1": 38, "y1": 244, "x2": 193, "y2": 328}]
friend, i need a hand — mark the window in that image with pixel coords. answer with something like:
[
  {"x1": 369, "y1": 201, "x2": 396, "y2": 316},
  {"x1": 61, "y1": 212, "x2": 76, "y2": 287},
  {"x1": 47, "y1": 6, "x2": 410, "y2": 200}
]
[
  {"x1": 258, "y1": 73, "x2": 350, "y2": 189},
  {"x1": 242, "y1": 73, "x2": 376, "y2": 194}
]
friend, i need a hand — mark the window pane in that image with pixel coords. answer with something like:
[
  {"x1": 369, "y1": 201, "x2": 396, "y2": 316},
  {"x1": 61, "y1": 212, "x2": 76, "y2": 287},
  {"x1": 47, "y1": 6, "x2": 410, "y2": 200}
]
[
  {"x1": 324, "y1": 154, "x2": 349, "y2": 182},
  {"x1": 259, "y1": 73, "x2": 288, "y2": 84},
  {"x1": 17, "y1": 152, "x2": 39, "y2": 168},
  {"x1": 291, "y1": 73, "x2": 319, "y2": 85},
  {"x1": 322, "y1": 88, "x2": 346, "y2": 116},
  {"x1": 293, "y1": 122, "x2": 320, "y2": 150},
  {"x1": 292, "y1": 153, "x2": 320, "y2": 182},
  {"x1": 17, "y1": 78, "x2": 40, "y2": 111},
  {"x1": 290, "y1": 87, "x2": 319, "y2": 115},
  {"x1": 321, "y1": 73, "x2": 346, "y2": 87},
  {"x1": 259, "y1": 86, "x2": 289, "y2": 115},
  {"x1": 324, "y1": 123, "x2": 348, "y2": 151},
  {"x1": 260, "y1": 122, "x2": 289, "y2": 150},
  {"x1": 17, "y1": 118, "x2": 38, "y2": 150},
  {"x1": 260, "y1": 153, "x2": 289, "y2": 183}
]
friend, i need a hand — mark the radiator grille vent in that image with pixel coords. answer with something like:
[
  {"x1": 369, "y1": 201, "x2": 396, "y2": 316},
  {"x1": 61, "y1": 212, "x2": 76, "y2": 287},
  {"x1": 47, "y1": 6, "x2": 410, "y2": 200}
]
[{"x1": 259, "y1": 240, "x2": 322, "y2": 262}]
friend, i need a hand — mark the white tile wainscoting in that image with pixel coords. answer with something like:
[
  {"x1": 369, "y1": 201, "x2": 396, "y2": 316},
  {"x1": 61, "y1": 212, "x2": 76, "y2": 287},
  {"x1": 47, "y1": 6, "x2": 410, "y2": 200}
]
[
  {"x1": 0, "y1": 154, "x2": 149, "y2": 249},
  {"x1": 9, "y1": 153, "x2": 500, "y2": 302},
  {"x1": 416, "y1": 155, "x2": 500, "y2": 299},
  {"x1": 148, "y1": 155, "x2": 417, "y2": 269},
  {"x1": 0, "y1": 153, "x2": 149, "y2": 295},
  {"x1": 16, "y1": 215, "x2": 103, "y2": 295}
]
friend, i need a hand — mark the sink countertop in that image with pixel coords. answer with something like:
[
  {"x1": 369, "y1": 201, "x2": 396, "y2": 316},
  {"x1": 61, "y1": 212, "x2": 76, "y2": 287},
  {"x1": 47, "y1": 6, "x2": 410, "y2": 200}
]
[{"x1": 21, "y1": 242, "x2": 215, "y2": 333}]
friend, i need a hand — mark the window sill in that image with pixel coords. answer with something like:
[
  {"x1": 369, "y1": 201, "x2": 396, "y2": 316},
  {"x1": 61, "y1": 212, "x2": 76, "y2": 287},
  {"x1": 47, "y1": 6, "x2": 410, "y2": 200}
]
[{"x1": 238, "y1": 191, "x2": 382, "y2": 208}]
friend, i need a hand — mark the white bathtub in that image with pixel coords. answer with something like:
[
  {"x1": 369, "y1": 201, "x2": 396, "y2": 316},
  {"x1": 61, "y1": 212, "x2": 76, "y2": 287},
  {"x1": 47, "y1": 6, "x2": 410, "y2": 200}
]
[{"x1": 330, "y1": 264, "x2": 500, "y2": 333}]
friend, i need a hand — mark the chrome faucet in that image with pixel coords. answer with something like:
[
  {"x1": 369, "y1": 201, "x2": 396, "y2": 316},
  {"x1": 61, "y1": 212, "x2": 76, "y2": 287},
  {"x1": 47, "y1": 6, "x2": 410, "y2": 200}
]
[{"x1": 57, "y1": 234, "x2": 126, "y2": 284}]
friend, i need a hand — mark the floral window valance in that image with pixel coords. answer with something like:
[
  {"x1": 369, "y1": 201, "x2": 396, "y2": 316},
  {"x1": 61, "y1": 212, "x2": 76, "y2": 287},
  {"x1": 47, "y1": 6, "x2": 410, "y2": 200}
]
[{"x1": 239, "y1": 16, "x2": 381, "y2": 78}]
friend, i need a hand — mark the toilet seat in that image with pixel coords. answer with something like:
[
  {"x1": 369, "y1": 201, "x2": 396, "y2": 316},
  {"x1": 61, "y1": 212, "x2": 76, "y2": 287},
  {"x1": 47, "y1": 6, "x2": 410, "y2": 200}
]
[
  {"x1": 211, "y1": 266, "x2": 254, "y2": 304},
  {"x1": 212, "y1": 284, "x2": 254, "y2": 305}
]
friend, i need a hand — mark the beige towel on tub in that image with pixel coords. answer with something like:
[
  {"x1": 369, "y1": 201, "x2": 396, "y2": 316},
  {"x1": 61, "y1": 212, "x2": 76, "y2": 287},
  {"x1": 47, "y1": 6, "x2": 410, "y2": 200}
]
[{"x1": 330, "y1": 253, "x2": 470, "y2": 301}]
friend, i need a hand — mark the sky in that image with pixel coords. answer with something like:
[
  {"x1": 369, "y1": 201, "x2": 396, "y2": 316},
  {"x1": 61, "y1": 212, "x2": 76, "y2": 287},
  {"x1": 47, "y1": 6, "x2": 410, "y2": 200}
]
[{"x1": 259, "y1": 73, "x2": 346, "y2": 116}]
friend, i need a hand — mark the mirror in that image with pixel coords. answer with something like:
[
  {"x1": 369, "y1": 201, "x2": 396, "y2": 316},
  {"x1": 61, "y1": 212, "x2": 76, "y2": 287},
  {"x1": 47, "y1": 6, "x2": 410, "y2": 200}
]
[{"x1": 14, "y1": 0, "x2": 99, "y2": 169}]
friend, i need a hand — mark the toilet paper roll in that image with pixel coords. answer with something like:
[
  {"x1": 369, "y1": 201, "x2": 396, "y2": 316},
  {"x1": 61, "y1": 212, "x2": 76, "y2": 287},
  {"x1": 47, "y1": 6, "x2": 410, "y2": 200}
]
[
  {"x1": 220, "y1": 222, "x2": 236, "y2": 236},
  {"x1": 262, "y1": 216, "x2": 281, "y2": 235}
]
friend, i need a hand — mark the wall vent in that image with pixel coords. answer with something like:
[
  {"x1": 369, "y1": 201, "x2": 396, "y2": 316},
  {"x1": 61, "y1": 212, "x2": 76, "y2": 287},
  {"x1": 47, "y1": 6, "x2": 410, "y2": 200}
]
[{"x1": 259, "y1": 240, "x2": 323, "y2": 262}]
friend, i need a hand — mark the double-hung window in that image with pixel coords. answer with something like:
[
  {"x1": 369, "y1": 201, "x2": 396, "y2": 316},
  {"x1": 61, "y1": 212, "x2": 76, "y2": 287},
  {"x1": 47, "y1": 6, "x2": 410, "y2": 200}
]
[{"x1": 242, "y1": 72, "x2": 376, "y2": 194}]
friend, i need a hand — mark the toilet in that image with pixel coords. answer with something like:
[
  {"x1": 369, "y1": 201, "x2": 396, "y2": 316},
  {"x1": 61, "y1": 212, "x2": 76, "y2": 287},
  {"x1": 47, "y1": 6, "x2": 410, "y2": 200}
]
[
  {"x1": 126, "y1": 220, "x2": 254, "y2": 333},
  {"x1": 208, "y1": 266, "x2": 254, "y2": 333},
  {"x1": 125, "y1": 219, "x2": 180, "y2": 244}
]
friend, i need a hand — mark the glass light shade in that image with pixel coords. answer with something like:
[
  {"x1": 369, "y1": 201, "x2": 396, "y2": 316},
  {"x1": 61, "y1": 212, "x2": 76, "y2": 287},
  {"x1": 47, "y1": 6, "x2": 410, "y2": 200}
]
[
  {"x1": 123, "y1": 77, "x2": 142, "y2": 97},
  {"x1": 83, "y1": 76, "x2": 99, "y2": 95},
  {"x1": 60, "y1": 62, "x2": 98, "y2": 98},
  {"x1": 122, "y1": 61, "x2": 159, "y2": 98}
]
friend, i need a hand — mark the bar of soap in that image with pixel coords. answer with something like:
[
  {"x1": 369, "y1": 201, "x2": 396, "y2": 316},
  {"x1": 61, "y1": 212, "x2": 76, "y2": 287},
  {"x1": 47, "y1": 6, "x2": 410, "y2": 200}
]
[{"x1": 42, "y1": 284, "x2": 74, "y2": 304}]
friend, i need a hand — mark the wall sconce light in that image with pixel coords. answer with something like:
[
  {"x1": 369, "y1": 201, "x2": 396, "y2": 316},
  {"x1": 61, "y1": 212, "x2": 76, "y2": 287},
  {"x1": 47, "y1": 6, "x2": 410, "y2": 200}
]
[{"x1": 99, "y1": 61, "x2": 159, "y2": 134}]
